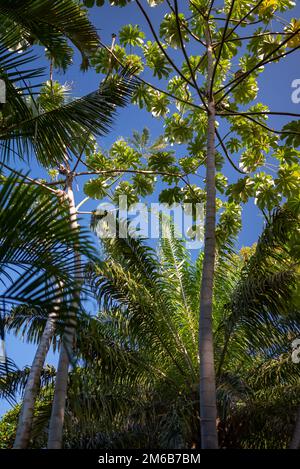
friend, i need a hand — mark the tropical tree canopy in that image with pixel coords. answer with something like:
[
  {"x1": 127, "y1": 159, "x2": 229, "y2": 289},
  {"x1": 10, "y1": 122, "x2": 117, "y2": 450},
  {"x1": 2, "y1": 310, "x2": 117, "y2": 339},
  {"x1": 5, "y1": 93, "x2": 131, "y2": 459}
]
[{"x1": 0, "y1": 0, "x2": 299, "y2": 454}]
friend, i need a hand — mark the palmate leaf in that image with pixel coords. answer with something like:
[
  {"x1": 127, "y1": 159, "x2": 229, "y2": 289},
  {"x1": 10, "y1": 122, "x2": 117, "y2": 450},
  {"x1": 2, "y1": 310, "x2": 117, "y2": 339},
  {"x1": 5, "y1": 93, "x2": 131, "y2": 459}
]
[
  {"x1": 0, "y1": 0, "x2": 100, "y2": 70},
  {"x1": 0, "y1": 174, "x2": 95, "y2": 335},
  {"x1": 0, "y1": 70, "x2": 137, "y2": 166},
  {"x1": 281, "y1": 120, "x2": 300, "y2": 147}
]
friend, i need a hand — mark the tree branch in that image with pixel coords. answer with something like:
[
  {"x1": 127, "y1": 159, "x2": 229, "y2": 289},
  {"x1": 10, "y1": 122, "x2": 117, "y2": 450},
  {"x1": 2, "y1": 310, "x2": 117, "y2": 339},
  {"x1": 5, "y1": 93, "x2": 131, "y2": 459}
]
[
  {"x1": 210, "y1": 0, "x2": 236, "y2": 98},
  {"x1": 215, "y1": 128, "x2": 248, "y2": 174},
  {"x1": 99, "y1": 40, "x2": 205, "y2": 113},
  {"x1": 135, "y1": 0, "x2": 196, "y2": 89},
  {"x1": 166, "y1": 0, "x2": 206, "y2": 47},
  {"x1": 215, "y1": 28, "x2": 300, "y2": 103},
  {"x1": 0, "y1": 162, "x2": 64, "y2": 195},
  {"x1": 174, "y1": 0, "x2": 208, "y2": 111}
]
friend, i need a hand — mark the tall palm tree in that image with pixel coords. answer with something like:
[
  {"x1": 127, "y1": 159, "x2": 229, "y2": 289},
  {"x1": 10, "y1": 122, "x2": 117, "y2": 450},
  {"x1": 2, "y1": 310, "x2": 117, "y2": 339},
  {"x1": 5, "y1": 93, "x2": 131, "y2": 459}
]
[
  {"x1": 0, "y1": 173, "x2": 94, "y2": 445},
  {"x1": 82, "y1": 207, "x2": 299, "y2": 448},
  {"x1": 0, "y1": 0, "x2": 136, "y2": 449},
  {"x1": 1, "y1": 206, "x2": 299, "y2": 448}
]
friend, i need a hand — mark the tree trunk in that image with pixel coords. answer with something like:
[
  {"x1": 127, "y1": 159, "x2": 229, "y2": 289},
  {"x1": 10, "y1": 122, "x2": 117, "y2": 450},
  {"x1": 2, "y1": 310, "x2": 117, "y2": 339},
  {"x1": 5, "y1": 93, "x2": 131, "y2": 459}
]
[
  {"x1": 47, "y1": 175, "x2": 80, "y2": 449},
  {"x1": 289, "y1": 405, "x2": 300, "y2": 449},
  {"x1": 47, "y1": 341, "x2": 70, "y2": 449},
  {"x1": 13, "y1": 311, "x2": 57, "y2": 449},
  {"x1": 198, "y1": 31, "x2": 218, "y2": 450}
]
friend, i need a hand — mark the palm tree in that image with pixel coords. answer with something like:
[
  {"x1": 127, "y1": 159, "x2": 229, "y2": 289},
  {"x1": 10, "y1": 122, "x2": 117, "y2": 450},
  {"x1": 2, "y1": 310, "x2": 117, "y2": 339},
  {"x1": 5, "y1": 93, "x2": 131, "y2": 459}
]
[
  {"x1": 0, "y1": 173, "x2": 94, "y2": 446},
  {"x1": 0, "y1": 0, "x2": 99, "y2": 71},
  {"x1": 0, "y1": 0, "x2": 136, "y2": 449},
  {"x1": 82, "y1": 207, "x2": 299, "y2": 448},
  {"x1": 1, "y1": 206, "x2": 299, "y2": 448},
  {"x1": 0, "y1": 0, "x2": 136, "y2": 167}
]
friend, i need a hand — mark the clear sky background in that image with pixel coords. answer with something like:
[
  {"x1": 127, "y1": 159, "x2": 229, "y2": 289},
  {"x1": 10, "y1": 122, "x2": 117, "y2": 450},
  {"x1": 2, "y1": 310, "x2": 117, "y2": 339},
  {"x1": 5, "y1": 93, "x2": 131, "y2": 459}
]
[{"x1": 1, "y1": 1, "x2": 300, "y2": 416}]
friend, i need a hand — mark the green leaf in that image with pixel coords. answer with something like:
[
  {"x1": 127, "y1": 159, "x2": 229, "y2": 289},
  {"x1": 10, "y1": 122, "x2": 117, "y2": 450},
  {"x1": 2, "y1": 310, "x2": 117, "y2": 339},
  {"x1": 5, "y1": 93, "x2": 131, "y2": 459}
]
[
  {"x1": 143, "y1": 41, "x2": 172, "y2": 79},
  {"x1": 132, "y1": 173, "x2": 155, "y2": 197},
  {"x1": 91, "y1": 44, "x2": 126, "y2": 74},
  {"x1": 0, "y1": 0, "x2": 100, "y2": 71},
  {"x1": 110, "y1": 139, "x2": 140, "y2": 167},
  {"x1": 113, "y1": 181, "x2": 139, "y2": 205},
  {"x1": 281, "y1": 120, "x2": 300, "y2": 147},
  {"x1": 164, "y1": 113, "x2": 193, "y2": 144},
  {"x1": 159, "y1": 13, "x2": 189, "y2": 49},
  {"x1": 275, "y1": 163, "x2": 300, "y2": 198},
  {"x1": 149, "y1": 91, "x2": 170, "y2": 118},
  {"x1": 227, "y1": 177, "x2": 255, "y2": 204},
  {"x1": 119, "y1": 24, "x2": 145, "y2": 47},
  {"x1": 148, "y1": 151, "x2": 176, "y2": 172},
  {"x1": 253, "y1": 173, "x2": 282, "y2": 210},
  {"x1": 131, "y1": 83, "x2": 153, "y2": 109},
  {"x1": 84, "y1": 178, "x2": 109, "y2": 199},
  {"x1": 159, "y1": 186, "x2": 183, "y2": 205},
  {"x1": 231, "y1": 75, "x2": 259, "y2": 105}
]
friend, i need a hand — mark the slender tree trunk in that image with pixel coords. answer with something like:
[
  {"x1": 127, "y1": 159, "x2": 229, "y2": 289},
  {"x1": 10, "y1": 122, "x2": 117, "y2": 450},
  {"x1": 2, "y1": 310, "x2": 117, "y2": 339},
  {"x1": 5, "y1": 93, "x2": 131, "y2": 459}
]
[
  {"x1": 289, "y1": 405, "x2": 300, "y2": 449},
  {"x1": 13, "y1": 311, "x2": 57, "y2": 449},
  {"x1": 47, "y1": 340, "x2": 70, "y2": 449},
  {"x1": 47, "y1": 174, "x2": 81, "y2": 449},
  {"x1": 198, "y1": 30, "x2": 218, "y2": 449}
]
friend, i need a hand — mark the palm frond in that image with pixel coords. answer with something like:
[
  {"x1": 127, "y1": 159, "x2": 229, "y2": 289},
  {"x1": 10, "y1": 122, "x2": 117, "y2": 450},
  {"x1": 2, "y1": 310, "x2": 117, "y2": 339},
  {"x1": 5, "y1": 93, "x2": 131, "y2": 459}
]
[
  {"x1": 0, "y1": 0, "x2": 100, "y2": 70},
  {"x1": 0, "y1": 71, "x2": 137, "y2": 166},
  {"x1": 0, "y1": 174, "x2": 95, "y2": 345}
]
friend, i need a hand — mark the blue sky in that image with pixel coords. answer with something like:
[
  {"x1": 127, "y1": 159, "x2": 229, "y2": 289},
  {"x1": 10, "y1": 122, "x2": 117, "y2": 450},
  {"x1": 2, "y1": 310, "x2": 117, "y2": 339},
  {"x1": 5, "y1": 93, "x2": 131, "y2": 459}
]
[{"x1": 1, "y1": 1, "x2": 300, "y2": 416}]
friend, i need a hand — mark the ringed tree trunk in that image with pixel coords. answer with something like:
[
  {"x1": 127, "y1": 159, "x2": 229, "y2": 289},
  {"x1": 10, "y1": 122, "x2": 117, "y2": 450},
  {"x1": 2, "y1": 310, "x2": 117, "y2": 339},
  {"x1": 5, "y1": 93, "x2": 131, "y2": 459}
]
[
  {"x1": 290, "y1": 405, "x2": 300, "y2": 449},
  {"x1": 47, "y1": 175, "x2": 81, "y2": 449},
  {"x1": 13, "y1": 307, "x2": 58, "y2": 449},
  {"x1": 198, "y1": 31, "x2": 218, "y2": 450}
]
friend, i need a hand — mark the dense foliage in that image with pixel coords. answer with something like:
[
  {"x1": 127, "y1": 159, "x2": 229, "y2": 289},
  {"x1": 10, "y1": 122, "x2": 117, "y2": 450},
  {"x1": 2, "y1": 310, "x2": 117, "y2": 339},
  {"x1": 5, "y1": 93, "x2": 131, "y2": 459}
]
[{"x1": 0, "y1": 0, "x2": 299, "y2": 450}]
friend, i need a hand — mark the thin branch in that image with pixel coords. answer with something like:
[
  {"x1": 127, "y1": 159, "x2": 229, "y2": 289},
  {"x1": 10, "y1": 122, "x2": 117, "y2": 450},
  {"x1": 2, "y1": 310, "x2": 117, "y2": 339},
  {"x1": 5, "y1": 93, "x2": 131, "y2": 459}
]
[
  {"x1": 212, "y1": 16, "x2": 263, "y2": 26},
  {"x1": 0, "y1": 162, "x2": 63, "y2": 195},
  {"x1": 220, "y1": 0, "x2": 265, "y2": 42},
  {"x1": 166, "y1": 0, "x2": 206, "y2": 47},
  {"x1": 99, "y1": 40, "x2": 205, "y2": 113},
  {"x1": 207, "y1": 0, "x2": 216, "y2": 19},
  {"x1": 215, "y1": 128, "x2": 248, "y2": 175},
  {"x1": 135, "y1": 0, "x2": 196, "y2": 89},
  {"x1": 74, "y1": 168, "x2": 202, "y2": 201},
  {"x1": 257, "y1": 41, "x2": 300, "y2": 69},
  {"x1": 215, "y1": 28, "x2": 300, "y2": 103},
  {"x1": 9, "y1": 179, "x2": 66, "y2": 187},
  {"x1": 231, "y1": 113, "x2": 300, "y2": 137},
  {"x1": 210, "y1": 0, "x2": 236, "y2": 98},
  {"x1": 75, "y1": 168, "x2": 183, "y2": 179},
  {"x1": 189, "y1": 0, "x2": 208, "y2": 22},
  {"x1": 76, "y1": 197, "x2": 90, "y2": 211},
  {"x1": 215, "y1": 130, "x2": 233, "y2": 149},
  {"x1": 217, "y1": 110, "x2": 300, "y2": 119},
  {"x1": 216, "y1": 31, "x2": 289, "y2": 45},
  {"x1": 72, "y1": 132, "x2": 92, "y2": 173},
  {"x1": 174, "y1": 0, "x2": 208, "y2": 111}
]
